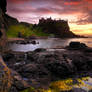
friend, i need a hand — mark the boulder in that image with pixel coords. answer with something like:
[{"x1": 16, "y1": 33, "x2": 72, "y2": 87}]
[
  {"x1": 69, "y1": 41, "x2": 87, "y2": 49},
  {"x1": 31, "y1": 41, "x2": 37, "y2": 45},
  {"x1": 34, "y1": 48, "x2": 46, "y2": 52}
]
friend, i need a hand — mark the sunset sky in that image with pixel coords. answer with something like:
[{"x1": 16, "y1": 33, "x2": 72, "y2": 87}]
[{"x1": 7, "y1": 0, "x2": 92, "y2": 36}]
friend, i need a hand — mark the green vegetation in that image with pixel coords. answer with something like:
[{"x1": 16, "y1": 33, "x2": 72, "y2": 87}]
[{"x1": 6, "y1": 24, "x2": 50, "y2": 38}]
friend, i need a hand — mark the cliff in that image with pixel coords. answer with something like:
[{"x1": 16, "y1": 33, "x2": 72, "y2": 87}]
[
  {"x1": 0, "y1": 8, "x2": 7, "y2": 50},
  {"x1": 0, "y1": 0, "x2": 7, "y2": 13},
  {"x1": 0, "y1": 56, "x2": 12, "y2": 92},
  {"x1": 0, "y1": 1, "x2": 13, "y2": 92},
  {"x1": 0, "y1": 0, "x2": 18, "y2": 29},
  {"x1": 36, "y1": 18, "x2": 77, "y2": 38},
  {"x1": 4, "y1": 14, "x2": 19, "y2": 28}
]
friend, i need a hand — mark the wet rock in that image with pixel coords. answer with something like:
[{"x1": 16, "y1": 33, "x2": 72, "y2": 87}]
[
  {"x1": 68, "y1": 41, "x2": 87, "y2": 50},
  {"x1": 16, "y1": 40, "x2": 30, "y2": 44},
  {"x1": 18, "y1": 64, "x2": 50, "y2": 79},
  {"x1": 84, "y1": 48, "x2": 92, "y2": 53},
  {"x1": 30, "y1": 41, "x2": 37, "y2": 44},
  {"x1": 3, "y1": 46, "x2": 92, "y2": 89},
  {"x1": 34, "y1": 48, "x2": 46, "y2": 52},
  {"x1": 18, "y1": 63, "x2": 51, "y2": 88},
  {"x1": 11, "y1": 70, "x2": 29, "y2": 91},
  {"x1": 72, "y1": 88, "x2": 87, "y2": 92}
]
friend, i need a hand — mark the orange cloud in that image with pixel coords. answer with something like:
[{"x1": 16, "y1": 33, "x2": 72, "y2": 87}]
[{"x1": 64, "y1": 2, "x2": 80, "y2": 5}]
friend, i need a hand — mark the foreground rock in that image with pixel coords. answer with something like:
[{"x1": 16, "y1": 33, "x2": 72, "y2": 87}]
[
  {"x1": 3, "y1": 45, "x2": 92, "y2": 90},
  {"x1": 0, "y1": 56, "x2": 12, "y2": 92},
  {"x1": 67, "y1": 41, "x2": 87, "y2": 50}
]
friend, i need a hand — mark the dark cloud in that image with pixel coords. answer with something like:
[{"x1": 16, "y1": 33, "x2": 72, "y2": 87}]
[
  {"x1": 7, "y1": 0, "x2": 92, "y2": 24},
  {"x1": 76, "y1": 12, "x2": 92, "y2": 24}
]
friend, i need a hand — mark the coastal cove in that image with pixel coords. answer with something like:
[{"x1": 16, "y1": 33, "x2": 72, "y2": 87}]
[
  {"x1": 9, "y1": 38, "x2": 92, "y2": 52},
  {"x1": 0, "y1": 0, "x2": 92, "y2": 91},
  {"x1": 3, "y1": 41, "x2": 92, "y2": 92}
]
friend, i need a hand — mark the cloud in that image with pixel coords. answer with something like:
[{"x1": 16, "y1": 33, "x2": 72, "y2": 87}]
[{"x1": 7, "y1": 0, "x2": 92, "y2": 24}]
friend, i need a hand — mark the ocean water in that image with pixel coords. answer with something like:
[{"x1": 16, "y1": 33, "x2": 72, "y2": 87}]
[{"x1": 9, "y1": 38, "x2": 92, "y2": 52}]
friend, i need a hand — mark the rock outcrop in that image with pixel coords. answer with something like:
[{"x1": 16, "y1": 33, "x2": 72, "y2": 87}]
[
  {"x1": 3, "y1": 46, "x2": 92, "y2": 89},
  {"x1": 0, "y1": 0, "x2": 7, "y2": 13},
  {"x1": 0, "y1": 56, "x2": 12, "y2": 92},
  {"x1": 35, "y1": 17, "x2": 78, "y2": 38},
  {"x1": 0, "y1": 0, "x2": 20, "y2": 92},
  {"x1": 0, "y1": 8, "x2": 7, "y2": 52},
  {"x1": 0, "y1": 0, "x2": 18, "y2": 29}
]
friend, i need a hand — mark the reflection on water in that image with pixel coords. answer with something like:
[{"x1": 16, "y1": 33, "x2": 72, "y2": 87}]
[{"x1": 9, "y1": 38, "x2": 92, "y2": 52}]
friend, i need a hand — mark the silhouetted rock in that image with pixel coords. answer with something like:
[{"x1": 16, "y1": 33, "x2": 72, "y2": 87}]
[
  {"x1": 0, "y1": 30, "x2": 3, "y2": 38},
  {"x1": 0, "y1": 0, "x2": 7, "y2": 13},
  {"x1": 35, "y1": 17, "x2": 78, "y2": 38},
  {"x1": 68, "y1": 41, "x2": 87, "y2": 49},
  {"x1": 84, "y1": 48, "x2": 92, "y2": 53},
  {"x1": 34, "y1": 48, "x2": 46, "y2": 52},
  {"x1": 4, "y1": 14, "x2": 19, "y2": 27},
  {"x1": 0, "y1": 8, "x2": 7, "y2": 51}
]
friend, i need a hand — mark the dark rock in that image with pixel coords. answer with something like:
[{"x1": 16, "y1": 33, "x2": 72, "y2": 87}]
[
  {"x1": 18, "y1": 32, "x2": 23, "y2": 38},
  {"x1": 28, "y1": 36, "x2": 36, "y2": 39},
  {"x1": 31, "y1": 41, "x2": 37, "y2": 44},
  {"x1": 34, "y1": 48, "x2": 46, "y2": 52},
  {"x1": 0, "y1": 0, "x2": 7, "y2": 13},
  {"x1": 18, "y1": 64, "x2": 50, "y2": 78},
  {"x1": 4, "y1": 14, "x2": 19, "y2": 28},
  {"x1": 35, "y1": 17, "x2": 77, "y2": 38},
  {"x1": 3, "y1": 47, "x2": 92, "y2": 89},
  {"x1": 10, "y1": 86, "x2": 19, "y2": 92},
  {"x1": 0, "y1": 8, "x2": 7, "y2": 52},
  {"x1": 0, "y1": 31, "x2": 3, "y2": 38},
  {"x1": 0, "y1": 56, "x2": 12, "y2": 92},
  {"x1": 69, "y1": 42, "x2": 81, "y2": 48},
  {"x1": 84, "y1": 48, "x2": 92, "y2": 53},
  {"x1": 11, "y1": 70, "x2": 29, "y2": 91},
  {"x1": 69, "y1": 41, "x2": 87, "y2": 49}
]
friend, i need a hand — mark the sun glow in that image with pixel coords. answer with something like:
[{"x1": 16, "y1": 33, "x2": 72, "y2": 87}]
[{"x1": 70, "y1": 23, "x2": 92, "y2": 36}]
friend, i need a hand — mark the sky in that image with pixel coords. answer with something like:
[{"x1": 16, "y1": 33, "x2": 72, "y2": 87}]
[{"x1": 7, "y1": 0, "x2": 92, "y2": 36}]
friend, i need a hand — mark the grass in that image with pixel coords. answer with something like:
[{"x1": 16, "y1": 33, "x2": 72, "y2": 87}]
[{"x1": 6, "y1": 24, "x2": 50, "y2": 38}]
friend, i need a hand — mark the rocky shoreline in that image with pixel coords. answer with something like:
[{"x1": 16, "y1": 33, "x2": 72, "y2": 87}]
[{"x1": 1, "y1": 41, "x2": 92, "y2": 92}]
